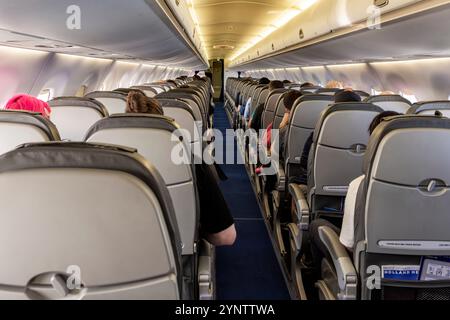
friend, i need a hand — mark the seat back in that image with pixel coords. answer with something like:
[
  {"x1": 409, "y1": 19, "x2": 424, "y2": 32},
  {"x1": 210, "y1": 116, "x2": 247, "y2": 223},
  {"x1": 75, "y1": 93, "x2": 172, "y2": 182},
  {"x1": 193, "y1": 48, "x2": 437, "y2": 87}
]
[
  {"x1": 354, "y1": 116, "x2": 450, "y2": 300},
  {"x1": 366, "y1": 95, "x2": 412, "y2": 113},
  {"x1": 85, "y1": 115, "x2": 197, "y2": 256},
  {"x1": 158, "y1": 99, "x2": 202, "y2": 148},
  {"x1": 354, "y1": 90, "x2": 370, "y2": 100},
  {"x1": 248, "y1": 85, "x2": 266, "y2": 115},
  {"x1": 49, "y1": 97, "x2": 109, "y2": 141},
  {"x1": 85, "y1": 91, "x2": 127, "y2": 115},
  {"x1": 310, "y1": 103, "x2": 383, "y2": 199},
  {"x1": 273, "y1": 93, "x2": 288, "y2": 129},
  {"x1": 285, "y1": 95, "x2": 334, "y2": 178},
  {"x1": 130, "y1": 86, "x2": 159, "y2": 98},
  {"x1": 157, "y1": 92, "x2": 206, "y2": 130},
  {"x1": 0, "y1": 110, "x2": 60, "y2": 155},
  {"x1": 0, "y1": 142, "x2": 181, "y2": 300},
  {"x1": 261, "y1": 89, "x2": 287, "y2": 129},
  {"x1": 407, "y1": 101, "x2": 450, "y2": 117},
  {"x1": 315, "y1": 88, "x2": 341, "y2": 96}
]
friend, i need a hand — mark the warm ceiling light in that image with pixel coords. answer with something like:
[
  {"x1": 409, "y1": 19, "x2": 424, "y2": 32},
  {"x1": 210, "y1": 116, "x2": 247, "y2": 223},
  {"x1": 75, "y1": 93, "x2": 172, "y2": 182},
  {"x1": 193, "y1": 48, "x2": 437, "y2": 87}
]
[
  {"x1": 229, "y1": 0, "x2": 317, "y2": 62},
  {"x1": 213, "y1": 44, "x2": 235, "y2": 50}
]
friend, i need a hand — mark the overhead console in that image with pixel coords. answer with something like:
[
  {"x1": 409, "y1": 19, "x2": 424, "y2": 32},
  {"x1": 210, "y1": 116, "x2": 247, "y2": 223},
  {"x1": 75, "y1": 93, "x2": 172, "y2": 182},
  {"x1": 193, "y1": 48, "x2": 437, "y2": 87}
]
[
  {"x1": 0, "y1": 0, "x2": 208, "y2": 70},
  {"x1": 229, "y1": 0, "x2": 448, "y2": 69}
]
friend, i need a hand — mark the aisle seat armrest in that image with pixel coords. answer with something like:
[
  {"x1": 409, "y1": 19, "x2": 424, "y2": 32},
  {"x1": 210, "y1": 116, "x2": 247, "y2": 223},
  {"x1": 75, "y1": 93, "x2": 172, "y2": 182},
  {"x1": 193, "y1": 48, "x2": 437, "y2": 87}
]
[{"x1": 318, "y1": 226, "x2": 357, "y2": 300}]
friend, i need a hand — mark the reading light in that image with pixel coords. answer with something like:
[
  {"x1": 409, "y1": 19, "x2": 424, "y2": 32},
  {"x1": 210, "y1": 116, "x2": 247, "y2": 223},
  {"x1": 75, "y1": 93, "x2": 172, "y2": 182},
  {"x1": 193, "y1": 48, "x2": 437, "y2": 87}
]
[{"x1": 229, "y1": 0, "x2": 317, "y2": 62}]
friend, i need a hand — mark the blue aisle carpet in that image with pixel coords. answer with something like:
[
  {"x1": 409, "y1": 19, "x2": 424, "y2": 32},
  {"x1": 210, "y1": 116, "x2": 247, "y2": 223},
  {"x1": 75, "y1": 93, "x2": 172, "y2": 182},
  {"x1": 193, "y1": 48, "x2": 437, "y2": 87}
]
[{"x1": 213, "y1": 103, "x2": 290, "y2": 300}]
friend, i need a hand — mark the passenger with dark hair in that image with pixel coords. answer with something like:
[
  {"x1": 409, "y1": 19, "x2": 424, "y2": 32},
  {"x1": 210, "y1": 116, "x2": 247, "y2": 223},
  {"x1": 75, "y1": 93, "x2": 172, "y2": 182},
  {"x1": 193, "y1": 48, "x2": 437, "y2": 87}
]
[
  {"x1": 256, "y1": 90, "x2": 303, "y2": 175},
  {"x1": 300, "y1": 82, "x2": 315, "y2": 89},
  {"x1": 248, "y1": 80, "x2": 284, "y2": 131},
  {"x1": 259, "y1": 77, "x2": 271, "y2": 85},
  {"x1": 308, "y1": 111, "x2": 401, "y2": 267},
  {"x1": 276, "y1": 90, "x2": 303, "y2": 168},
  {"x1": 334, "y1": 89, "x2": 362, "y2": 103},
  {"x1": 126, "y1": 90, "x2": 236, "y2": 247}
]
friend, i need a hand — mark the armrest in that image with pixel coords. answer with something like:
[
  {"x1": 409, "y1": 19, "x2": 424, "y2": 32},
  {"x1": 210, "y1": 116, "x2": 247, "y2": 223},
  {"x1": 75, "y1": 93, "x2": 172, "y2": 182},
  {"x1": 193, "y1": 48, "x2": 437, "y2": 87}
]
[
  {"x1": 288, "y1": 183, "x2": 310, "y2": 230},
  {"x1": 198, "y1": 240, "x2": 215, "y2": 300},
  {"x1": 318, "y1": 226, "x2": 358, "y2": 300},
  {"x1": 276, "y1": 166, "x2": 286, "y2": 192}
]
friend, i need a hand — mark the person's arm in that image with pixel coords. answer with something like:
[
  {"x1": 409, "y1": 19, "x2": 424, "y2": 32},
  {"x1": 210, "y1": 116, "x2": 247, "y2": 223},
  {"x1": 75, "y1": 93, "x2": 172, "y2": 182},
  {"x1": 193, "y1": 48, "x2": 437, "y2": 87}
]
[
  {"x1": 196, "y1": 164, "x2": 236, "y2": 247},
  {"x1": 206, "y1": 224, "x2": 237, "y2": 246},
  {"x1": 339, "y1": 175, "x2": 365, "y2": 250}
]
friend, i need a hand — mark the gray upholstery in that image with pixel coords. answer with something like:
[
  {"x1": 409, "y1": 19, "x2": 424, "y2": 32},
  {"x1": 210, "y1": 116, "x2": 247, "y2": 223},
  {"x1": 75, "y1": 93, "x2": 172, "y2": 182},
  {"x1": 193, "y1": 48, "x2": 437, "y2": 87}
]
[
  {"x1": 311, "y1": 103, "x2": 383, "y2": 196},
  {"x1": 273, "y1": 93, "x2": 288, "y2": 129},
  {"x1": 261, "y1": 89, "x2": 286, "y2": 129},
  {"x1": 158, "y1": 99, "x2": 202, "y2": 146},
  {"x1": 366, "y1": 95, "x2": 412, "y2": 113},
  {"x1": 85, "y1": 114, "x2": 197, "y2": 256},
  {"x1": 129, "y1": 86, "x2": 159, "y2": 98},
  {"x1": 407, "y1": 101, "x2": 450, "y2": 117},
  {"x1": 359, "y1": 116, "x2": 450, "y2": 256},
  {"x1": 315, "y1": 88, "x2": 341, "y2": 96},
  {"x1": 0, "y1": 142, "x2": 181, "y2": 300},
  {"x1": 285, "y1": 95, "x2": 335, "y2": 168},
  {"x1": 0, "y1": 110, "x2": 60, "y2": 155},
  {"x1": 85, "y1": 91, "x2": 127, "y2": 115},
  {"x1": 249, "y1": 85, "x2": 266, "y2": 115},
  {"x1": 49, "y1": 97, "x2": 109, "y2": 141},
  {"x1": 157, "y1": 92, "x2": 207, "y2": 130}
]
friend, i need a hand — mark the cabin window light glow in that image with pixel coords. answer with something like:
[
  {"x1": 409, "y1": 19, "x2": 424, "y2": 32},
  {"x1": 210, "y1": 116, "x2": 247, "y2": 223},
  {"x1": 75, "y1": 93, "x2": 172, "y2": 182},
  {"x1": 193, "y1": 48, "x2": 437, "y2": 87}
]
[
  {"x1": 229, "y1": 0, "x2": 317, "y2": 62},
  {"x1": 371, "y1": 88, "x2": 383, "y2": 96},
  {"x1": 37, "y1": 88, "x2": 53, "y2": 102}
]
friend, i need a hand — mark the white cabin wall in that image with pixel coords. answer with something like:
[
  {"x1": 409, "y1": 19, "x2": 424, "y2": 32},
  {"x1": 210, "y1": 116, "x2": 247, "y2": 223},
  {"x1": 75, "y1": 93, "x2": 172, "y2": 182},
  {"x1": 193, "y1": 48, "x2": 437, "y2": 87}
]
[
  {"x1": 244, "y1": 57, "x2": 450, "y2": 101},
  {"x1": 0, "y1": 45, "x2": 189, "y2": 107},
  {"x1": 0, "y1": 46, "x2": 49, "y2": 107}
]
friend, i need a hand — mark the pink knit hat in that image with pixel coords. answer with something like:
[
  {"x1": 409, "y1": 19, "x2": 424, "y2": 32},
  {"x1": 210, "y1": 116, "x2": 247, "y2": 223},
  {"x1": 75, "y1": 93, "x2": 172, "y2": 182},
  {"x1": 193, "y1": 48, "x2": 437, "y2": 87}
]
[{"x1": 5, "y1": 94, "x2": 51, "y2": 119}]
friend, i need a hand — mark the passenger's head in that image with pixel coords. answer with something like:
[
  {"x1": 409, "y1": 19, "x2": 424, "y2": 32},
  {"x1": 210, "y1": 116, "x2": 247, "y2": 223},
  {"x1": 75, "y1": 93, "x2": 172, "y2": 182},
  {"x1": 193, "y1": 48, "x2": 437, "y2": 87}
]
[
  {"x1": 269, "y1": 80, "x2": 284, "y2": 92},
  {"x1": 283, "y1": 80, "x2": 292, "y2": 84},
  {"x1": 283, "y1": 90, "x2": 303, "y2": 112},
  {"x1": 259, "y1": 77, "x2": 270, "y2": 85},
  {"x1": 334, "y1": 89, "x2": 361, "y2": 103},
  {"x1": 326, "y1": 80, "x2": 344, "y2": 89},
  {"x1": 193, "y1": 75, "x2": 202, "y2": 81},
  {"x1": 126, "y1": 90, "x2": 164, "y2": 115},
  {"x1": 4, "y1": 94, "x2": 51, "y2": 119},
  {"x1": 369, "y1": 111, "x2": 401, "y2": 135},
  {"x1": 300, "y1": 82, "x2": 315, "y2": 88}
]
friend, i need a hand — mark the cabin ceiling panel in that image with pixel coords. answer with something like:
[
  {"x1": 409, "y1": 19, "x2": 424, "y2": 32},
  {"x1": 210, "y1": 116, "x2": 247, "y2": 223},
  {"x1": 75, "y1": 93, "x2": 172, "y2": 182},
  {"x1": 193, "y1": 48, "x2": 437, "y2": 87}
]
[{"x1": 193, "y1": 0, "x2": 304, "y2": 60}]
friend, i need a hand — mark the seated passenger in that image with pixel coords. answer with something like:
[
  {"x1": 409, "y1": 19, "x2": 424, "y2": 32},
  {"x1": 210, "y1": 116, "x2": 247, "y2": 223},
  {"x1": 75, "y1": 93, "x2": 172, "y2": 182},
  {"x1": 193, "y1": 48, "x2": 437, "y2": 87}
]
[
  {"x1": 233, "y1": 78, "x2": 255, "y2": 129},
  {"x1": 248, "y1": 80, "x2": 284, "y2": 131},
  {"x1": 273, "y1": 90, "x2": 303, "y2": 169},
  {"x1": 4, "y1": 94, "x2": 51, "y2": 119},
  {"x1": 300, "y1": 82, "x2": 315, "y2": 89},
  {"x1": 309, "y1": 111, "x2": 401, "y2": 265},
  {"x1": 126, "y1": 90, "x2": 164, "y2": 115},
  {"x1": 293, "y1": 89, "x2": 362, "y2": 185},
  {"x1": 325, "y1": 80, "x2": 344, "y2": 89},
  {"x1": 126, "y1": 90, "x2": 236, "y2": 246},
  {"x1": 256, "y1": 90, "x2": 303, "y2": 175}
]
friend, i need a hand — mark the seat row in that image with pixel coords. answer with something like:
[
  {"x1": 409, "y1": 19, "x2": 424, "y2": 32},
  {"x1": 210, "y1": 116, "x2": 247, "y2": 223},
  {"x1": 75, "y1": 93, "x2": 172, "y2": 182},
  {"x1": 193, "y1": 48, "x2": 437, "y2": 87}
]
[
  {"x1": 0, "y1": 77, "x2": 216, "y2": 300},
  {"x1": 226, "y1": 77, "x2": 450, "y2": 301}
]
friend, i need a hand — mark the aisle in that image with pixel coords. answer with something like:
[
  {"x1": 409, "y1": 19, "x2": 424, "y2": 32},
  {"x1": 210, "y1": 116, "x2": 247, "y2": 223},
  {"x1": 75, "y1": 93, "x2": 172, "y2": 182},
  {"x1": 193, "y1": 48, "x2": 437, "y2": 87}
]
[{"x1": 213, "y1": 103, "x2": 290, "y2": 300}]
